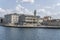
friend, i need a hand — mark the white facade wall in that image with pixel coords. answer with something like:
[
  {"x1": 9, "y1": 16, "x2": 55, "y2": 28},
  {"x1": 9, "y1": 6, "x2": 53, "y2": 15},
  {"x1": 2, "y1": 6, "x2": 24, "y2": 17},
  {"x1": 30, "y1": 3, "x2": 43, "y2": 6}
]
[
  {"x1": 5, "y1": 14, "x2": 19, "y2": 24},
  {"x1": 39, "y1": 19, "x2": 43, "y2": 23},
  {"x1": 11, "y1": 15, "x2": 19, "y2": 23}
]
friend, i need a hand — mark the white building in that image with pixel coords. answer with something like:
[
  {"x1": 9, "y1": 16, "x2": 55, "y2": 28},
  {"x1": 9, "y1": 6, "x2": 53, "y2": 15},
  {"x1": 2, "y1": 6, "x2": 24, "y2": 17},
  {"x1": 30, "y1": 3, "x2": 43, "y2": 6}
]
[
  {"x1": 19, "y1": 14, "x2": 40, "y2": 25},
  {"x1": 5, "y1": 13, "x2": 19, "y2": 24},
  {"x1": 39, "y1": 18, "x2": 43, "y2": 23},
  {"x1": 4, "y1": 10, "x2": 42, "y2": 26},
  {"x1": 43, "y1": 16, "x2": 52, "y2": 21}
]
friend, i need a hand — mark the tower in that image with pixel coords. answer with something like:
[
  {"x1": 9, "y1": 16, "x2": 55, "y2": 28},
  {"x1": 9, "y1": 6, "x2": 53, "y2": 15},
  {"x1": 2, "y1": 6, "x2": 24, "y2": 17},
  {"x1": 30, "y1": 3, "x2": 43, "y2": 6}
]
[{"x1": 34, "y1": 10, "x2": 36, "y2": 17}]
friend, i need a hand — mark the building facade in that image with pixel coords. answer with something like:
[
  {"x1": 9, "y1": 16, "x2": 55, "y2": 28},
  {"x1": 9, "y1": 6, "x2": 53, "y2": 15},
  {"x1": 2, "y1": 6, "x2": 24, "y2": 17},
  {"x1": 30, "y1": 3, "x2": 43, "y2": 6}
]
[
  {"x1": 43, "y1": 16, "x2": 52, "y2": 21},
  {"x1": 4, "y1": 10, "x2": 41, "y2": 26},
  {"x1": 19, "y1": 14, "x2": 40, "y2": 26},
  {"x1": 5, "y1": 13, "x2": 19, "y2": 24}
]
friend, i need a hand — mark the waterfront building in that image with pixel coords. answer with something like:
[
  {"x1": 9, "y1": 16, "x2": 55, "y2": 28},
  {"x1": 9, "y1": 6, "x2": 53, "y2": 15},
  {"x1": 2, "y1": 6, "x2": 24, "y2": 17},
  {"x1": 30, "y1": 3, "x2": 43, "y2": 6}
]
[
  {"x1": 42, "y1": 19, "x2": 60, "y2": 26},
  {"x1": 39, "y1": 18, "x2": 43, "y2": 23},
  {"x1": 18, "y1": 10, "x2": 40, "y2": 26},
  {"x1": 47, "y1": 19, "x2": 60, "y2": 26},
  {"x1": 19, "y1": 14, "x2": 40, "y2": 26},
  {"x1": 5, "y1": 13, "x2": 19, "y2": 24},
  {"x1": 4, "y1": 10, "x2": 41, "y2": 26},
  {"x1": 43, "y1": 16, "x2": 52, "y2": 21}
]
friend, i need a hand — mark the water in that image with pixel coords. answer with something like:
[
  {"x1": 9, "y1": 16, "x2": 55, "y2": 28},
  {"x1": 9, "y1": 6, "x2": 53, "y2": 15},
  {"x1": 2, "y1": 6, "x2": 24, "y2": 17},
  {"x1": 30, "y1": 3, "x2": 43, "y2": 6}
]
[{"x1": 0, "y1": 26, "x2": 60, "y2": 40}]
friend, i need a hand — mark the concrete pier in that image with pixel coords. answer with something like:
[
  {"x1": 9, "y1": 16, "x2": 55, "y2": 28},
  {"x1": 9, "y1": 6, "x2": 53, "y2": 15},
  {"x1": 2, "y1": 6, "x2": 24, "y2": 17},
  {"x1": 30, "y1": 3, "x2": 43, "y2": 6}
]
[{"x1": 1, "y1": 24, "x2": 60, "y2": 29}]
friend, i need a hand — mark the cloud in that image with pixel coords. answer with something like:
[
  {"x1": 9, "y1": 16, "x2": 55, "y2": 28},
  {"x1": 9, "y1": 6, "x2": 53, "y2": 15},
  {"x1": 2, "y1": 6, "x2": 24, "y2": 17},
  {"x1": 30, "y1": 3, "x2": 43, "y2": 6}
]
[
  {"x1": 16, "y1": 4, "x2": 33, "y2": 15},
  {"x1": 37, "y1": 8, "x2": 48, "y2": 16},
  {"x1": 37, "y1": 8, "x2": 56, "y2": 16},
  {"x1": 56, "y1": 3, "x2": 60, "y2": 6},
  {"x1": 0, "y1": 8, "x2": 6, "y2": 17},
  {"x1": 37, "y1": 9, "x2": 46, "y2": 13},
  {"x1": 51, "y1": 3, "x2": 60, "y2": 9},
  {"x1": 0, "y1": 8, "x2": 6, "y2": 13},
  {"x1": 16, "y1": 0, "x2": 34, "y2": 3},
  {"x1": 37, "y1": 6, "x2": 60, "y2": 19},
  {"x1": 0, "y1": 8, "x2": 15, "y2": 17},
  {"x1": 22, "y1": 0, "x2": 34, "y2": 3},
  {"x1": 16, "y1": 4, "x2": 24, "y2": 11},
  {"x1": 0, "y1": 4, "x2": 33, "y2": 17},
  {"x1": 45, "y1": 6, "x2": 51, "y2": 9},
  {"x1": 16, "y1": 0, "x2": 18, "y2": 3},
  {"x1": 44, "y1": 3, "x2": 60, "y2": 9}
]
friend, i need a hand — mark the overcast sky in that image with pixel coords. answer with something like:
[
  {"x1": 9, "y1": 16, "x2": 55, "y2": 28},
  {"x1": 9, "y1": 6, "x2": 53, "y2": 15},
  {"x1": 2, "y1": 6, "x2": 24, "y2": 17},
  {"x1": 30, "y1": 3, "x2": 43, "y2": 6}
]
[{"x1": 0, "y1": 0, "x2": 60, "y2": 18}]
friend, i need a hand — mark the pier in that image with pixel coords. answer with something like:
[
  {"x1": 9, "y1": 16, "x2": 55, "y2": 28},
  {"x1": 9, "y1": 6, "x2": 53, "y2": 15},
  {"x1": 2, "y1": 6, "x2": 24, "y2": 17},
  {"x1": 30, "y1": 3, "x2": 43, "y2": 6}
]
[{"x1": 1, "y1": 23, "x2": 60, "y2": 29}]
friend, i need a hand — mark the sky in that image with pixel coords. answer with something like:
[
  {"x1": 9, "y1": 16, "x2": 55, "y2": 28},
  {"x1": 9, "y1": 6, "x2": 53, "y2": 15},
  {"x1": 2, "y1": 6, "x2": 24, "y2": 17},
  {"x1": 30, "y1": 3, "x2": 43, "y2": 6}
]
[{"x1": 0, "y1": 0, "x2": 60, "y2": 19}]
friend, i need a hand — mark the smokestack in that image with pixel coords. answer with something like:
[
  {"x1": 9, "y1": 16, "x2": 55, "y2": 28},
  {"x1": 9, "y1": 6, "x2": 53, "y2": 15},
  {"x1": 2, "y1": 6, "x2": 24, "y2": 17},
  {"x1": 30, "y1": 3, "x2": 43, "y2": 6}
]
[{"x1": 34, "y1": 10, "x2": 36, "y2": 17}]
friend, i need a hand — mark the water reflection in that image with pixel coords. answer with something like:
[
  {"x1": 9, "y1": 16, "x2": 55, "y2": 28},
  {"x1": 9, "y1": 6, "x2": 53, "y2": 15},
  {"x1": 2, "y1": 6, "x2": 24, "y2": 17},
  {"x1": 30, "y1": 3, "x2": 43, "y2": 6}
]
[
  {"x1": 0, "y1": 26, "x2": 60, "y2": 40},
  {"x1": 4, "y1": 27, "x2": 38, "y2": 40}
]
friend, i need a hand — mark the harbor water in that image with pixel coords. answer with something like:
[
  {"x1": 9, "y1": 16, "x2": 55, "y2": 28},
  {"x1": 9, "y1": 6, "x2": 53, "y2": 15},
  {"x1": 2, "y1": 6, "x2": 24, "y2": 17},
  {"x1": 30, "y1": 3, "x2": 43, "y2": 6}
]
[{"x1": 0, "y1": 26, "x2": 60, "y2": 40}]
